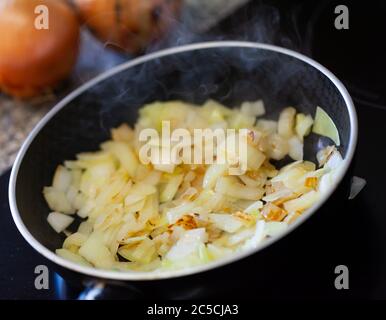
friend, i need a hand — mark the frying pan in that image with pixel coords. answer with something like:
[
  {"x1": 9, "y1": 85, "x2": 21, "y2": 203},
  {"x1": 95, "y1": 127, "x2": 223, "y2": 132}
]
[{"x1": 8, "y1": 41, "x2": 357, "y2": 298}]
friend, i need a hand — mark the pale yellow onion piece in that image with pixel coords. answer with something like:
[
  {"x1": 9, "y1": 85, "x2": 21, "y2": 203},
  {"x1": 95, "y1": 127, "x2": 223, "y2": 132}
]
[
  {"x1": 227, "y1": 228, "x2": 255, "y2": 246},
  {"x1": 227, "y1": 111, "x2": 255, "y2": 129},
  {"x1": 244, "y1": 200, "x2": 263, "y2": 214},
  {"x1": 52, "y1": 165, "x2": 72, "y2": 192},
  {"x1": 160, "y1": 173, "x2": 184, "y2": 203},
  {"x1": 154, "y1": 163, "x2": 176, "y2": 173},
  {"x1": 77, "y1": 199, "x2": 95, "y2": 218},
  {"x1": 255, "y1": 119, "x2": 278, "y2": 135},
  {"x1": 166, "y1": 202, "x2": 195, "y2": 224},
  {"x1": 207, "y1": 244, "x2": 233, "y2": 259},
  {"x1": 262, "y1": 188, "x2": 293, "y2": 202},
  {"x1": 66, "y1": 185, "x2": 78, "y2": 204},
  {"x1": 209, "y1": 213, "x2": 244, "y2": 233},
  {"x1": 295, "y1": 113, "x2": 313, "y2": 140},
  {"x1": 78, "y1": 232, "x2": 115, "y2": 269},
  {"x1": 265, "y1": 221, "x2": 288, "y2": 237},
  {"x1": 278, "y1": 107, "x2": 296, "y2": 138},
  {"x1": 43, "y1": 187, "x2": 74, "y2": 214},
  {"x1": 47, "y1": 212, "x2": 74, "y2": 233},
  {"x1": 242, "y1": 220, "x2": 266, "y2": 250},
  {"x1": 56, "y1": 249, "x2": 92, "y2": 267},
  {"x1": 283, "y1": 190, "x2": 320, "y2": 213},
  {"x1": 240, "y1": 100, "x2": 265, "y2": 118},
  {"x1": 166, "y1": 228, "x2": 207, "y2": 261},
  {"x1": 246, "y1": 144, "x2": 266, "y2": 171},
  {"x1": 312, "y1": 106, "x2": 340, "y2": 146},
  {"x1": 202, "y1": 163, "x2": 228, "y2": 189},
  {"x1": 63, "y1": 232, "x2": 88, "y2": 249},
  {"x1": 288, "y1": 136, "x2": 304, "y2": 161},
  {"x1": 215, "y1": 176, "x2": 264, "y2": 201},
  {"x1": 77, "y1": 221, "x2": 94, "y2": 236},
  {"x1": 104, "y1": 141, "x2": 139, "y2": 177},
  {"x1": 118, "y1": 238, "x2": 156, "y2": 264},
  {"x1": 265, "y1": 134, "x2": 289, "y2": 160},
  {"x1": 124, "y1": 194, "x2": 145, "y2": 207}
]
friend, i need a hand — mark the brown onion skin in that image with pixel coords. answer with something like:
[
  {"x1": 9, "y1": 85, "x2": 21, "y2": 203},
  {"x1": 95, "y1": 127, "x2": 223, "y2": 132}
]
[
  {"x1": 73, "y1": 0, "x2": 181, "y2": 55},
  {"x1": 0, "y1": 0, "x2": 80, "y2": 98}
]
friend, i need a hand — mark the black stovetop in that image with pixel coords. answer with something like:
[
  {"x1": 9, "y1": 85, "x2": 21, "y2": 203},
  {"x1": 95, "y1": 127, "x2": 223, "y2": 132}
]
[{"x1": 1, "y1": 0, "x2": 386, "y2": 299}]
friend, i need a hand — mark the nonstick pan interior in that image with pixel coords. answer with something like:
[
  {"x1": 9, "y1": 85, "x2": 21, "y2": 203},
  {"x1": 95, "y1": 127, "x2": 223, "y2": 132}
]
[{"x1": 10, "y1": 42, "x2": 355, "y2": 280}]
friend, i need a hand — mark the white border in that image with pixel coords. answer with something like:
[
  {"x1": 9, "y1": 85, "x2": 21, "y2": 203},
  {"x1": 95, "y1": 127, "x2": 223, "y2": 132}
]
[{"x1": 8, "y1": 41, "x2": 358, "y2": 281}]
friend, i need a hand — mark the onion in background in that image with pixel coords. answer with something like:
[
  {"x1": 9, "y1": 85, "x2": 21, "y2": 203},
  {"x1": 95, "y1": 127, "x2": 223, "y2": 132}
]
[
  {"x1": 0, "y1": 0, "x2": 80, "y2": 98},
  {"x1": 73, "y1": 0, "x2": 181, "y2": 54}
]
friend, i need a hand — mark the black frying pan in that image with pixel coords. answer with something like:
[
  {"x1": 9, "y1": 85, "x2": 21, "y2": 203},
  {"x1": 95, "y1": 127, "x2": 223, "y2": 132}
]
[{"x1": 8, "y1": 41, "x2": 357, "y2": 298}]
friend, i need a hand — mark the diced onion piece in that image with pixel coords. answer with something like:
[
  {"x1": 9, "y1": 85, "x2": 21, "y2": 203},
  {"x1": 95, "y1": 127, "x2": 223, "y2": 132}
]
[
  {"x1": 246, "y1": 144, "x2": 266, "y2": 171},
  {"x1": 166, "y1": 228, "x2": 207, "y2": 261},
  {"x1": 104, "y1": 142, "x2": 139, "y2": 177},
  {"x1": 154, "y1": 163, "x2": 176, "y2": 173},
  {"x1": 43, "y1": 187, "x2": 74, "y2": 214},
  {"x1": 349, "y1": 176, "x2": 367, "y2": 200},
  {"x1": 261, "y1": 203, "x2": 287, "y2": 221},
  {"x1": 228, "y1": 111, "x2": 255, "y2": 129},
  {"x1": 215, "y1": 176, "x2": 264, "y2": 200},
  {"x1": 111, "y1": 124, "x2": 134, "y2": 143},
  {"x1": 78, "y1": 221, "x2": 94, "y2": 236},
  {"x1": 265, "y1": 134, "x2": 289, "y2": 160},
  {"x1": 209, "y1": 213, "x2": 244, "y2": 233},
  {"x1": 118, "y1": 238, "x2": 156, "y2": 264},
  {"x1": 56, "y1": 249, "x2": 92, "y2": 266},
  {"x1": 256, "y1": 119, "x2": 278, "y2": 135},
  {"x1": 265, "y1": 222, "x2": 288, "y2": 237},
  {"x1": 295, "y1": 113, "x2": 313, "y2": 140},
  {"x1": 160, "y1": 173, "x2": 184, "y2": 203},
  {"x1": 283, "y1": 190, "x2": 320, "y2": 213},
  {"x1": 278, "y1": 107, "x2": 296, "y2": 138},
  {"x1": 227, "y1": 228, "x2": 255, "y2": 246},
  {"x1": 63, "y1": 232, "x2": 88, "y2": 249},
  {"x1": 203, "y1": 164, "x2": 228, "y2": 189},
  {"x1": 78, "y1": 232, "x2": 115, "y2": 269},
  {"x1": 52, "y1": 165, "x2": 72, "y2": 192},
  {"x1": 312, "y1": 106, "x2": 340, "y2": 146},
  {"x1": 244, "y1": 200, "x2": 263, "y2": 214},
  {"x1": 47, "y1": 212, "x2": 74, "y2": 233},
  {"x1": 243, "y1": 220, "x2": 266, "y2": 250},
  {"x1": 240, "y1": 100, "x2": 265, "y2": 118},
  {"x1": 207, "y1": 244, "x2": 233, "y2": 259},
  {"x1": 288, "y1": 136, "x2": 304, "y2": 161}
]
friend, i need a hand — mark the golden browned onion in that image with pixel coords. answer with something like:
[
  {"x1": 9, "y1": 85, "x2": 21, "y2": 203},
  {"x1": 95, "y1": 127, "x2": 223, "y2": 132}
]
[
  {"x1": 73, "y1": 0, "x2": 181, "y2": 54},
  {"x1": 0, "y1": 0, "x2": 80, "y2": 98}
]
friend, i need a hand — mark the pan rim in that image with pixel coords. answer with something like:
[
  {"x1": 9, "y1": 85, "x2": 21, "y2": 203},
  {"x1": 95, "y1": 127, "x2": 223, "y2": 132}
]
[{"x1": 8, "y1": 41, "x2": 358, "y2": 281}]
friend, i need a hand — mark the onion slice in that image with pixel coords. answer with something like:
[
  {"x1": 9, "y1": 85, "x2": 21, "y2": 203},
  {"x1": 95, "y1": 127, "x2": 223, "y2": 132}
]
[{"x1": 312, "y1": 106, "x2": 340, "y2": 146}]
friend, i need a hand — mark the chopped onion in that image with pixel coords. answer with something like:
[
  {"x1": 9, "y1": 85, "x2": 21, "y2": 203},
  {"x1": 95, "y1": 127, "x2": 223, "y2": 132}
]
[
  {"x1": 43, "y1": 187, "x2": 74, "y2": 214},
  {"x1": 288, "y1": 136, "x2": 304, "y2": 161},
  {"x1": 312, "y1": 106, "x2": 340, "y2": 146},
  {"x1": 209, "y1": 213, "x2": 244, "y2": 233},
  {"x1": 47, "y1": 212, "x2": 74, "y2": 233},
  {"x1": 295, "y1": 113, "x2": 313, "y2": 140},
  {"x1": 240, "y1": 100, "x2": 265, "y2": 118}
]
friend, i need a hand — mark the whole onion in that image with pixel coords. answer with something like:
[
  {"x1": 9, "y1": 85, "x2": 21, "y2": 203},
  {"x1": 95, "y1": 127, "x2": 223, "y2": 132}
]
[
  {"x1": 73, "y1": 0, "x2": 181, "y2": 54},
  {"x1": 0, "y1": 0, "x2": 80, "y2": 98}
]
